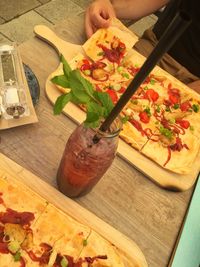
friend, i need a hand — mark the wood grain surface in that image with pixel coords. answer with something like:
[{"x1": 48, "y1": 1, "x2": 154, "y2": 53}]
[
  {"x1": 34, "y1": 23, "x2": 200, "y2": 192},
  {"x1": 0, "y1": 152, "x2": 148, "y2": 267},
  {"x1": 0, "y1": 15, "x2": 194, "y2": 267}
]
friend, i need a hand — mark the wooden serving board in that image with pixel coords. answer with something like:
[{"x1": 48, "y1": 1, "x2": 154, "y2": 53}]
[
  {"x1": 0, "y1": 152, "x2": 148, "y2": 267},
  {"x1": 33, "y1": 24, "x2": 200, "y2": 192}
]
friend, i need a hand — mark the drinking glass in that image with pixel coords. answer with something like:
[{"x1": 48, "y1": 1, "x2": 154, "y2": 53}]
[{"x1": 56, "y1": 118, "x2": 122, "y2": 198}]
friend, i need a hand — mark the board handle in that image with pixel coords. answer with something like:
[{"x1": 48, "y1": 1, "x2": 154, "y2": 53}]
[{"x1": 34, "y1": 25, "x2": 82, "y2": 60}]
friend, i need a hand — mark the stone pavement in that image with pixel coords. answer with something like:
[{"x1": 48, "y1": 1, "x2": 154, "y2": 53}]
[{"x1": 0, "y1": 0, "x2": 157, "y2": 44}]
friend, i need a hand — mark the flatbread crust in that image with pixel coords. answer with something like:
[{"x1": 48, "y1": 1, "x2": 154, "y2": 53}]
[
  {"x1": 79, "y1": 231, "x2": 126, "y2": 267},
  {"x1": 120, "y1": 121, "x2": 149, "y2": 150},
  {"x1": 0, "y1": 175, "x2": 47, "y2": 220},
  {"x1": 83, "y1": 24, "x2": 136, "y2": 62},
  {"x1": 141, "y1": 131, "x2": 200, "y2": 174},
  {"x1": 29, "y1": 203, "x2": 91, "y2": 258},
  {"x1": 0, "y1": 175, "x2": 128, "y2": 266}
]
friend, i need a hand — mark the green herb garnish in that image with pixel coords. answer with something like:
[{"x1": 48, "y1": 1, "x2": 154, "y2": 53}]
[
  {"x1": 169, "y1": 118, "x2": 176, "y2": 124},
  {"x1": 8, "y1": 240, "x2": 20, "y2": 254},
  {"x1": 13, "y1": 251, "x2": 21, "y2": 262},
  {"x1": 156, "y1": 105, "x2": 161, "y2": 113},
  {"x1": 165, "y1": 106, "x2": 171, "y2": 112},
  {"x1": 192, "y1": 104, "x2": 199, "y2": 113},
  {"x1": 83, "y1": 69, "x2": 91, "y2": 76},
  {"x1": 150, "y1": 79, "x2": 156, "y2": 85},
  {"x1": 159, "y1": 126, "x2": 173, "y2": 139},
  {"x1": 51, "y1": 55, "x2": 114, "y2": 128},
  {"x1": 131, "y1": 99, "x2": 138, "y2": 105},
  {"x1": 117, "y1": 66, "x2": 123, "y2": 73},
  {"x1": 121, "y1": 73, "x2": 130, "y2": 79},
  {"x1": 121, "y1": 115, "x2": 130, "y2": 124},
  {"x1": 143, "y1": 86, "x2": 149, "y2": 90},
  {"x1": 144, "y1": 107, "x2": 151, "y2": 116},
  {"x1": 97, "y1": 51, "x2": 105, "y2": 56},
  {"x1": 61, "y1": 256, "x2": 68, "y2": 267},
  {"x1": 83, "y1": 239, "x2": 88, "y2": 246},
  {"x1": 113, "y1": 84, "x2": 121, "y2": 91},
  {"x1": 190, "y1": 125, "x2": 194, "y2": 131},
  {"x1": 173, "y1": 103, "x2": 180, "y2": 109}
]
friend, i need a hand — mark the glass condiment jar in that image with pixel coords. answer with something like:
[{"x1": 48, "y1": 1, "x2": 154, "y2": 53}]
[{"x1": 56, "y1": 118, "x2": 122, "y2": 198}]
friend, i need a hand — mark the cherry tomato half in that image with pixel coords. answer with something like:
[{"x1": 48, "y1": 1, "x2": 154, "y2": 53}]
[{"x1": 139, "y1": 111, "x2": 150, "y2": 123}]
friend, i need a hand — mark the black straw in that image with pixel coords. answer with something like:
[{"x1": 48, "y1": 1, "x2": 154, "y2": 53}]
[{"x1": 99, "y1": 11, "x2": 191, "y2": 133}]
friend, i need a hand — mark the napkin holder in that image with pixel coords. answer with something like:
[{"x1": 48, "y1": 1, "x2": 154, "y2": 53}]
[{"x1": 0, "y1": 43, "x2": 38, "y2": 129}]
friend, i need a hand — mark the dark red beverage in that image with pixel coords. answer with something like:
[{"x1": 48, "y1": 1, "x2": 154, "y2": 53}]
[{"x1": 57, "y1": 121, "x2": 121, "y2": 198}]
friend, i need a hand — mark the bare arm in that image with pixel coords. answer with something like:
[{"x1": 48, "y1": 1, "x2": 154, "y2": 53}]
[
  {"x1": 85, "y1": 0, "x2": 169, "y2": 38},
  {"x1": 112, "y1": 0, "x2": 169, "y2": 20}
]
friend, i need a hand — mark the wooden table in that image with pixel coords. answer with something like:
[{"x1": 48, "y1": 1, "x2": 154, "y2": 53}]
[{"x1": 0, "y1": 16, "x2": 194, "y2": 267}]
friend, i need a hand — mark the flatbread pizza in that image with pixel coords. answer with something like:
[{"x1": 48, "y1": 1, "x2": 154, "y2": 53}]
[
  {"x1": 0, "y1": 175, "x2": 135, "y2": 266},
  {"x1": 51, "y1": 26, "x2": 200, "y2": 174}
]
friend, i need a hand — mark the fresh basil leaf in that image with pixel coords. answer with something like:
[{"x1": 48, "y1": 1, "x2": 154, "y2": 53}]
[
  {"x1": 53, "y1": 56, "x2": 115, "y2": 129},
  {"x1": 77, "y1": 72, "x2": 95, "y2": 97},
  {"x1": 70, "y1": 70, "x2": 94, "y2": 98},
  {"x1": 84, "y1": 111, "x2": 101, "y2": 128},
  {"x1": 87, "y1": 101, "x2": 104, "y2": 116},
  {"x1": 51, "y1": 75, "x2": 70, "y2": 88},
  {"x1": 84, "y1": 119, "x2": 100, "y2": 128},
  {"x1": 69, "y1": 71, "x2": 91, "y2": 103},
  {"x1": 54, "y1": 93, "x2": 72, "y2": 115},
  {"x1": 94, "y1": 91, "x2": 114, "y2": 116},
  {"x1": 85, "y1": 111, "x2": 99, "y2": 123},
  {"x1": 60, "y1": 54, "x2": 72, "y2": 78},
  {"x1": 70, "y1": 91, "x2": 82, "y2": 105}
]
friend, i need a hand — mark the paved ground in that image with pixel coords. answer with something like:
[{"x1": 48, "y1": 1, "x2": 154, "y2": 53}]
[{"x1": 0, "y1": 0, "x2": 157, "y2": 44}]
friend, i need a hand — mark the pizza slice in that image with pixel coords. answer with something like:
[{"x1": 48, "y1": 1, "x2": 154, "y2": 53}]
[
  {"x1": 45, "y1": 226, "x2": 91, "y2": 266},
  {"x1": 138, "y1": 81, "x2": 200, "y2": 173},
  {"x1": 22, "y1": 203, "x2": 91, "y2": 266},
  {"x1": 0, "y1": 175, "x2": 48, "y2": 232},
  {"x1": 141, "y1": 128, "x2": 200, "y2": 174},
  {"x1": 82, "y1": 24, "x2": 136, "y2": 63},
  {"x1": 75, "y1": 230, "x2": 125, "y2": 267},
  {"x1": 183, "y1": 112, "x2": 200, "y2": 138},
  {"x1": 120, "y1": 97, "x2": 160, "y2": 150},
  {"x1": 0, "y1": 175, "x2": 48, "y2": 266}
]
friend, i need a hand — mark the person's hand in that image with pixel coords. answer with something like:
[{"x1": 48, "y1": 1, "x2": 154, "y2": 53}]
[
  {"x1": 187, "y1": 80, "x2": 200, "y2": 94},
  {"x1": 85, "y1": 0, "x2": 116, "y2": 38}
]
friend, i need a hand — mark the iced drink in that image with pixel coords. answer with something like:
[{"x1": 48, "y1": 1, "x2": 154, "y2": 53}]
[{"x1": 57, "y1": 121, "x2": 120, "y2": 198}]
